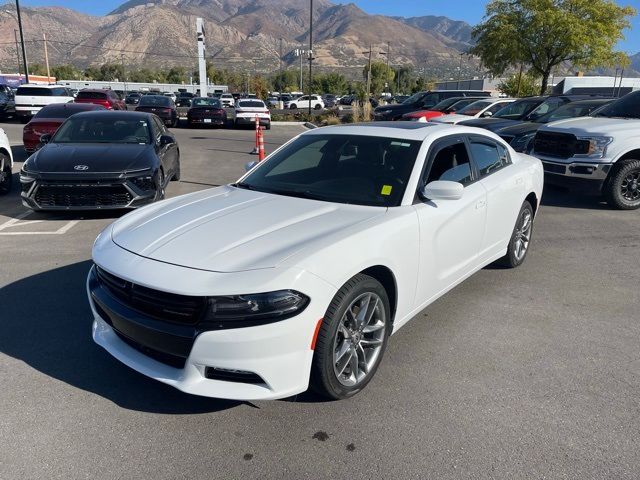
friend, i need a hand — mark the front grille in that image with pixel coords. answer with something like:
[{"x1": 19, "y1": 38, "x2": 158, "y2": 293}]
[
  {"x1": 113, "y1": 330, "x2": 186, "y2": 369},
  {"x1": 96, "y1": 267, "x2": 207, "y2": 325},
  {"x1": 534, "y1": 132, "x2": 587, "y2": 159},
  {"x1": 35, "y1": 184, "x2": 132, "y2": 208}
]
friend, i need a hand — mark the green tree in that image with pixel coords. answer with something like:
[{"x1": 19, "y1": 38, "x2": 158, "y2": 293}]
[
  {"x1": 271, "y1": 69, "x2": 300, "y2": 93},
  {"x1": 363, "y1": 61, "x2": 395, "y2": 95},
  {"x1": 471, "y1": 0, "x2": 636, "y2": 95},
  {"x1": 498, "y1": 73, "x2": 541, "y2": 97},
  {"x1": 50, "y1": 64, "x2": 82, "y2": 80},
  {"x1": 98, "y1": 63, "x2": 124, "y2": 81},
  {"x1": 83, "y1": 66, "x2": 101, "y2": 80},
  {"x1": 29, "y1": 63, "x2": 48, "y2": 76},
  {"x1": 393, "y1": 66, "x2": 413, "y2": 94},
  {"x1": 312, "y1": 72, "x2": 348, "y2": 95},
  {"x1": 165, "y1": 66, "x2": 187, "y2": 84}
]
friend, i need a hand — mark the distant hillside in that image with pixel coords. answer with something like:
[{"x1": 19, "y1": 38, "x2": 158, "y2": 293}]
[{"x1": 0, "y1": 0, "x2": 477, "y2": 79}]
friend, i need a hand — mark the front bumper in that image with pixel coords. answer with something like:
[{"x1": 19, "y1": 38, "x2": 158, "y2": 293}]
[
  {"x1": 538, "y1": 157, "x2": 612, "y2": 195},
  {"x1": 87, "y1": 245, "x2": 335, "y2": 400}
]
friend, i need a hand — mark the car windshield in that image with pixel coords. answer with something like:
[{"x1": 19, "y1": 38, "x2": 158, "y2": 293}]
[
  {"x1": 456, "y1": 100, "x2": 493, "y2": 116},
  {"x1": 191, "y1": 98, "x2": 221, "y2": 107},
  {"x1": 431, "y1": 97, "x2": 464, "y2": 111},
  {"x1": 493, "y1": 99, "x2": 542, "y2": 119},
  {"x1": 237, "y1": 134, "x2": 421, "y2": 207},
  {"x1": 593, "y1": 92, "x2": 640, "y2": 119},
  {"x1": 402, "y1": 92, "x2": 426, "y2": 104},
  {"x1": 139, "y1": 96, "x2": 171, "y2": 106},
  {"x1": 52, "y1": 117, "x2": 151, "y2": 144},
  {"x1": 537, "y1": 101, "x2": 612, "y2": 123}
]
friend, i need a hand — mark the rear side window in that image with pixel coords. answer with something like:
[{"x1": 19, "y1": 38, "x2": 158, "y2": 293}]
[
  {"x1": 52, "y1": 88, "x2": 70, "y2": 97},
  {"x1": 469, "y1": 138, "x2": 511, "y2": 178},
  {"x1": 77, "y1": 91, "x2": 107, "y2": 100},
  {"x1": 17, "y1": 87, "x2": 52, "y2": 96},
  {"x1": 238, "y1": 101, "x2": 266, "y2": 108}
]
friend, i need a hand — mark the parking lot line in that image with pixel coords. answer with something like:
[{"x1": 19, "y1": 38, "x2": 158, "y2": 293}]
[{"x1": 0, "y1": 211, "x2": 80, "y2": 236}]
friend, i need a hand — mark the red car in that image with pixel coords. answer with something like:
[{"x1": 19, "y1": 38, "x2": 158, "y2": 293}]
[
  {"x1": 75, "y1": 89, "x2": 126, "y2": 110},
  {"x1": 401, "y1": 96, "x2": 486, "y2": 121},
  {"x1": 22, "y1": 103, "x2": 106, "y2": 153}
]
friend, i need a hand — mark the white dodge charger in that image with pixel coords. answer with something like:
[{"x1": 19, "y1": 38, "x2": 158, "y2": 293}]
[{"x1": 88, "y1": 122, "x2": 543, "y2": 401}]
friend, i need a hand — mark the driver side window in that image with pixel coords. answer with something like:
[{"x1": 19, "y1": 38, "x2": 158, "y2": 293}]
[{"x1": 424, "y1": 139, "x2": 473, "y2": 186}]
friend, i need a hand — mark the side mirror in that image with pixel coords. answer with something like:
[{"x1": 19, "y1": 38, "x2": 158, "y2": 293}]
[
  {"x1": 420, "y1": 180, "x2": 464, "y2": 201},
  {"x1": 481, "y1": 111, "x2": 493, "y2": 117},
  {"x1": 40, "y1": 133, "x2": 52, "y2": 144},
  {"x1": 244, "y1": 161, "x2": 258, "y2": 172},
  {"x1": 159, "y1": 135, "x2": 174, "y2": 146}
]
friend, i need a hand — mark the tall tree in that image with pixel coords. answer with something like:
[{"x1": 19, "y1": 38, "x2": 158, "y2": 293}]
[
  {"x1": 362, "y1": 61, "x2": 395, "y2": 95},
  {"x1": 470, "y1": 0, "x2": 635, "y2": 95}
]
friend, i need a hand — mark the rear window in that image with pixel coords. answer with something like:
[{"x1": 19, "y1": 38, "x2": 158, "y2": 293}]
[
  {"x1": 139, "y1": 96, "x2": 172, "y2": 106},
  {"x1": 17, "y1": 87, "x2": 52, "y2": 96},
  {"x1": 77, "y1": 91, "x2": 108, "y2": 100},
  {"x1": 34, "y1": 104, "x2": 104, "y2": 119},
  {"x1": 238, "y1": 101, "x2": 266, "y2": 108}
]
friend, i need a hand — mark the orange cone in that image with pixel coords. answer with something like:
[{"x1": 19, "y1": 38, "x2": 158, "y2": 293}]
[
  {"x1": 250, "y1": 115, "x2": 260, "y2": 154},
  {"x1": 258, "y1": 127, "x2": 266, "y2": 161}
]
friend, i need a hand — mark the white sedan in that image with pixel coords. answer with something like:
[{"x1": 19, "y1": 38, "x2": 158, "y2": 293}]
[
  {"x1": 0, "y1": 127, "x2": 13, "y2": 194},
  {"x1": 284, "y1": 95, "x2": 324, "y2": 110},
  {"x1": 431, "y1": 98, "x2": 515, "y2": 125},
  {"x1": 234, "y1": 99, "x2": 271, "y2": 129},
  {"x1": 88, "y1": 122, "x2": 543, "y2": 401}
]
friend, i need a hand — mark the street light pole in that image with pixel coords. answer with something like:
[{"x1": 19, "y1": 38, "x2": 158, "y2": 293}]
[
  {"x1": 13, "y1": 29, "x2": 21, "y2": 75},
  {"x1": 307, "y1": 0, "x2": 313, "y2": 116},
  {"x1": 15, "y1": 0, "x2": 29, "y2": 83},
  {"x1": 456, "y1": 52, "x2": 463, "y2": 90}
]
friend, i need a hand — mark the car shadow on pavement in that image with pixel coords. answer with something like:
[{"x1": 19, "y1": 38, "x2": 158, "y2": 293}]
[
  {"x1": 540, "y1": 185, "x2": 609, "y2": 210},
  {"x1": 0, "y1": 260, "x2": 239, "y2": 414}
]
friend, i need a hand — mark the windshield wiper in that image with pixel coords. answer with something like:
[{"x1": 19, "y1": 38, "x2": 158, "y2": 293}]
[
  {"x1": 233, "y1": 182, "x2": 258, "y2": 190},
  {"x1": 263, "y1": 187, "x2": 330, "y2": 201}
]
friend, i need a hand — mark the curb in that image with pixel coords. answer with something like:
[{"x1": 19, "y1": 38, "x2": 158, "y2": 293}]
[{"x1": 270, "y1": 121, "x2": 306, "y2": 126}]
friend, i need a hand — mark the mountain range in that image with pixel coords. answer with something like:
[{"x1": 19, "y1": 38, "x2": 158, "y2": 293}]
[{"x1": 0, "y1": 0, "x2": 478, "y2": 79}]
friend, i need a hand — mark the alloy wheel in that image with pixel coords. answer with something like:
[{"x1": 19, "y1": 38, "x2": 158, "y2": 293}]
[
  {"x1": 514, "y1": 208, "x2": 532, "y2": 262},
  {"x1": 332, "y1": 292, "x2": 386, "y2": 387},
  {"x1": 620, "y1": 169, "x2": 640, "y2": 202}
]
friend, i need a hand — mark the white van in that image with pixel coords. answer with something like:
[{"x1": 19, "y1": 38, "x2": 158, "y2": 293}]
[{"x1": 15, "y1": 85, "x2": 74, "y2": 123}]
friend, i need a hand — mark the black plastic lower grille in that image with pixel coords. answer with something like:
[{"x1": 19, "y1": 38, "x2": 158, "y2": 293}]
[
  {"x1": 96, "y1": 267, "x2": 207, "y2": 325},
  {"x1": 534, "y1": 132, "x2": 587, "y2": 159},
  {"x1": 205, "y1": 367, "x2": 265, "y2": 384},
  {"x1": 113, "y1": 330, "x2": 186, "y2": 369},
  {"x1": 35, "y1": 184, "x2": 132, "y2": 207},
  {"x1": 543, "y1": 162, "x2": 567, "y2": 174}
]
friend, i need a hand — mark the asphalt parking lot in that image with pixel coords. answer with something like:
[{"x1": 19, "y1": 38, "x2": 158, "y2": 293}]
[{"x1": 1, "y1": 119, "x2": 639, "y2": 479}]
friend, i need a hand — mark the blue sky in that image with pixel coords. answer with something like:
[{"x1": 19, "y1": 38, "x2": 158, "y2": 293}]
[{"x1": 18, "y1": 0, "x2": 640, "y2": 52}]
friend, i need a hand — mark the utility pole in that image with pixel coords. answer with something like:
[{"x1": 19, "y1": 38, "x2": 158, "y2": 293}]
[
  {"x1": 299, "y1": 46, "x2": 303, "y2": 91},
  {"x1": 196, "y1": 18, "x2": 207, "y2": 97},
  {"x1": 516, "y1": 63, "x2": 524, "y2": 97},
  {"x1": 15, "y1": 0, "x2": 29, "y2": 83},
  {"x1": 456, "y1": 52, "x2": 464, "y2": 90},
  {"x1": 365, "y1": 44, "x2": 373, "y2": 101},
  {"x1": 42, "y1": 32, "x2": 50, "y2": 81},
  {"x1": 385, "y1": 42, "x2": 390, "y2": 94},
  {"x1": 121, "y1": 52, "x2": 126, "y2": 93},
  {"x1": 278, "y1": 37, "x2": 283, "y2": 92},
  {"x1": 307, "y1": 0, "x2": 313, "y2": 116},
  {"x1": 13, "y1": 29, "x2": 21, "y2": 75}
]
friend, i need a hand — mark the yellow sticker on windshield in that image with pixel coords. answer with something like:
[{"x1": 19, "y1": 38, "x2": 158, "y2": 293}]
[{"x1": 381, "y1": 185, "x2": 393, "y2": 195}]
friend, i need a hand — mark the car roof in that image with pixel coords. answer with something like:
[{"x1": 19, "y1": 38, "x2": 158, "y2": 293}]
[
  {"x1": 306, "y1": 122, "x2": 463, "y2": 141},
  {"x1": 64, "y1": 111, "x2": 154, "y2": 120},
  {"x1": 18, "y1": 84, "x2": 63, "y2": 89},
  {"x1": 40, "y1": 103, "x2": 105, "y2": 112}
]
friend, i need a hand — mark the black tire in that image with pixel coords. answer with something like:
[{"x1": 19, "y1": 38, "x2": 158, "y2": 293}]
[
  {"x1": 265, "y1": 122, "x2": 271, "y2": 130},
  {"x1": 171, "y1": 158, "x2": 181, "y2": 181},
  {"x1": 20, "y1": 116, "x2": 30, "y2": 124},
  {"x1": 290, "y1": 104, "x2": 297, "y2": 110},
  {"x1": 604, "y1": 159, "x2": 640, "y2": 210},
  {"x1": 310, "y1": 273, "x2": 391, "y2": 400},
  {"x1": 155, "y1": 169, "x2": 166, "y2": 201},
  {"x1": 314, "y1": 104, "x2": 322, "y2": 110},
  {"x1": 0, "y1": 153, "x2": 12, "y2": 196},
  {"x1": 497, "y1": 200, "x2": 534, "y2": 268}
]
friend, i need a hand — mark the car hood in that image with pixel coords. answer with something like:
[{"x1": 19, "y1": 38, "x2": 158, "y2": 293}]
[
  {"x1": 28, "y1": 143, "x2": 152, "y2": 173},
  {"x1": 539, "y1": 116, "x2": 640, "y2": 136},
  {"x1": 111, "y1": 185, "x2": 386, "y2": 273},
  {"x1": 497, "y1": 122, "x2": 542, "y2": 136},
  {"x1": 431, "y1": 114, "x2": 474, "y2": 124},
  {"x1": 458, "y1": 118, "x2": 520, "y2": 131},
  {"x1": 375, "y1": 103, "x2": 418, "y2": 114}
]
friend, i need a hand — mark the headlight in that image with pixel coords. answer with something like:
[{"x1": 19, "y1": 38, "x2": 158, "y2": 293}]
[
  {"x1": 510, "y1": 132, "x2": 537, "y2": 152},
  {"x1": 205, "y1": 290, "x2": 309, "y2": 326},
  {"x1": 576, "y1": 136, "x2": 613, "y2": 158},
  {"x1": 130, "y1": 175, "x2": 155, "y2": 191}
]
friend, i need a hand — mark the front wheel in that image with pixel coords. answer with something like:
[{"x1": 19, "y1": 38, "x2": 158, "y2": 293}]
[
  {"x1": 289, "y1": 104, "x2": 297, "y2": 110},
  {"x1": 314, "y1": 104, "x2": 322, "y2": 110},
  {"x1": 310, "y1": 274, "x2": 391, "y2": 400},
  {"x1": 171, "y1": 158, "x2": 181, "y2": 181},
  {"x1": 604, "y1": 159, "x2": 640, "y2": 210},
  {"x1": 497, "y1": 200, "x2": 534, "y2": 268},
  {"x1": 0, "y1": 153, "x2": 12, "y2": 195}
]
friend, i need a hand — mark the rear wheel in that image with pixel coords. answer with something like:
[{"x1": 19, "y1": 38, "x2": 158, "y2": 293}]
[
  {"x1": 314, "y1": 104, "x2": 322, "y2": 110},
  {"x1": 497, "y1": 200, "x2": 534, "y2": 268},
  {"x1": 604, "y1": 159, "x2": 640, "y2": 210},
  {"x1": 311, "y1": 274, "x2": 391, "y2": 400},
  {"x1": 290, "y1": 104, "x2": 297, "y2": 110},
  {"x1": 0, "y1": 152, "x2": 12, "y2": 195}
]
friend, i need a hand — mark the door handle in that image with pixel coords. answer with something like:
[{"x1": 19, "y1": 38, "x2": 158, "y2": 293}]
[{"x1": 476, "y1": 199, "x2": 486, "y2": 209}]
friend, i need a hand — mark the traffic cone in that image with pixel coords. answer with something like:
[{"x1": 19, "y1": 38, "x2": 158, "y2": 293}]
[
  {"x1": 258, "y1": 127, "x2": 266, "y2": 161},
  {"x1": 250, "y1": 115, "x2": 260, "y2": 154}
]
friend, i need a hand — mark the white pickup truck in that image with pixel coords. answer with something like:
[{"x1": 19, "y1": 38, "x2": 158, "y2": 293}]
[{"x1": 532, "y1": 91, "x2": 640, "y2": 209}]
